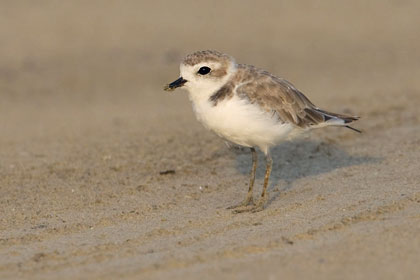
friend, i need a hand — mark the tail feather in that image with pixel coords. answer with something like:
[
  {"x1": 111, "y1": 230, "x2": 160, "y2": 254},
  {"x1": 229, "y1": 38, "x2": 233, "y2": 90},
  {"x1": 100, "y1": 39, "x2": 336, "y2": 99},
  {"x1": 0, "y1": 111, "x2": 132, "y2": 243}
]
[
  {"x1": 315, "y1": 108, "x2": 359, "y2": 123},
  {"x1": 345, "y1": 125, "x2": 362, "y2": 133},
  {"x1": 314, "y1": 108, "x2": 361, "y2": 133}
]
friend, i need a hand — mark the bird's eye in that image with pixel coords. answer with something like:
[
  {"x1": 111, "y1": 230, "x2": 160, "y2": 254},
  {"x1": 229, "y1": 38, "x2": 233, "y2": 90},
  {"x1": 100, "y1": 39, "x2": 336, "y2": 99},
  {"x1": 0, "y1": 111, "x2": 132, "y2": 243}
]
[{"x1": 197, "y1": 66, "x2": 211, "y2": 75}]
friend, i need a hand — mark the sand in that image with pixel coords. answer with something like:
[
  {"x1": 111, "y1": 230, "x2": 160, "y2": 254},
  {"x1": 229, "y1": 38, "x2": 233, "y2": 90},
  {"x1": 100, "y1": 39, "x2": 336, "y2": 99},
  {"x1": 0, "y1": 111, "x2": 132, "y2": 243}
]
[{"x1": 0, "y1": 1, "x2": 419, "y2": 279}]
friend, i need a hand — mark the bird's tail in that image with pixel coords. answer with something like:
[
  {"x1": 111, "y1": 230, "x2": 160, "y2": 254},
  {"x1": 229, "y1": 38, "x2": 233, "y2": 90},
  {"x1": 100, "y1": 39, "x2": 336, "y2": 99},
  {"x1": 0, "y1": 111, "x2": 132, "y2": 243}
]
[{"x1": 314, "y1": 108, "x2": 361, "y2": 133}]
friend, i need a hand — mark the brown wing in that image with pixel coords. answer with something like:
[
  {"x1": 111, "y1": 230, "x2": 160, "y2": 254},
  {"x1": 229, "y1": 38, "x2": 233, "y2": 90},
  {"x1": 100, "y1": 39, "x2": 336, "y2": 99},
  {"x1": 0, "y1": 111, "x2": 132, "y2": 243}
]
[{"x1": 235, "y1": 66, "x2": 328, "y2": 128}]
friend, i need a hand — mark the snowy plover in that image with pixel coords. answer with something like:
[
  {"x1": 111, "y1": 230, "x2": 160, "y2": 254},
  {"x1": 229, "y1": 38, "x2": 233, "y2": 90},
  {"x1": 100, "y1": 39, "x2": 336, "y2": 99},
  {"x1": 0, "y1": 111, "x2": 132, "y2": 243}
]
[{"x1": 164, "y1": 50, "x2": 360, "y2": 213}]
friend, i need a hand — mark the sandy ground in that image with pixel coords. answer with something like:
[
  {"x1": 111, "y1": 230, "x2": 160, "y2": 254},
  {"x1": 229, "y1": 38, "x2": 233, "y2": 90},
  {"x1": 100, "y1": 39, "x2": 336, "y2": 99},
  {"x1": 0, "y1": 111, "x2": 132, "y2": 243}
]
[{"x1": 0, "y1": 1, "x2": 419, "y2": 279}]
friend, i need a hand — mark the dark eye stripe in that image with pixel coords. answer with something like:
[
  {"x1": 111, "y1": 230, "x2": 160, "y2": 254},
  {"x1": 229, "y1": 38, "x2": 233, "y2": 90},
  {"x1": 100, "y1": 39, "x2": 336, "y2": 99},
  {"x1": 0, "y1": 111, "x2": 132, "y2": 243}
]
[{"x1": 197, "y1": 66, "x2": 211, "y2": 75}]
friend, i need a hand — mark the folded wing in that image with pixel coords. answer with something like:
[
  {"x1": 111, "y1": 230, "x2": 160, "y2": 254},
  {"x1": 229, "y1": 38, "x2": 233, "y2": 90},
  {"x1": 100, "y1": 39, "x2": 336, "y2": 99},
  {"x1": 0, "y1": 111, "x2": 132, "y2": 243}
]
[{"x1": 235, "y1": 65, "x2": 359, "y2": 130}]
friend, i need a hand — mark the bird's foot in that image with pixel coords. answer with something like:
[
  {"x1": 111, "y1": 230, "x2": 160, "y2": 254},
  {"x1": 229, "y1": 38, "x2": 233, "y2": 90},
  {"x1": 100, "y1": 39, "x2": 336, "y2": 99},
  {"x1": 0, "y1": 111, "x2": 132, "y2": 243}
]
[
  {"x1": 226, "y1": 195, "x2": 254, "y2": 210},
  {"x1": 232, "y1": 197, "x2": 267, "y2": 214}
]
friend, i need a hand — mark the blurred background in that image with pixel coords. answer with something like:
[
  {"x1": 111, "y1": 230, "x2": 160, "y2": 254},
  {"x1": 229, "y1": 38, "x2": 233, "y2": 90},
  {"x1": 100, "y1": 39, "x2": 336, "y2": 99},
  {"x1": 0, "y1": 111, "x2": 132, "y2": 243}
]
[
  {"x1": 1, "y1": 0, "x2": 419, "y2": 142},
  {"x1": 1, "y1": 1, "x2": 419, "y2": 279}
]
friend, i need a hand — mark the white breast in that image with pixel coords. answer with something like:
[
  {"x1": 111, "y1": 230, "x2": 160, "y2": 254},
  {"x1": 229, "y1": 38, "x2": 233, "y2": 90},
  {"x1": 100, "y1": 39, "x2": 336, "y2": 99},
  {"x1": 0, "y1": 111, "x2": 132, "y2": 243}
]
[{"x1": 191, "y1": 95, "x2": 298, "y2": 154}]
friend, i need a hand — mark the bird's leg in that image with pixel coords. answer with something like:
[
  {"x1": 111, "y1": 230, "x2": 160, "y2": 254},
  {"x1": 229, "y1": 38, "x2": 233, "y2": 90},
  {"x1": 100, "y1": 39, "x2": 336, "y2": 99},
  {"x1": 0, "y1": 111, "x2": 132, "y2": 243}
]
[
  {"x1": 252, "y1": 152, "x2": 272, "y2": 212},
  {"x1": 234, "y1": 152, "x2": 272, "y2": 213},
  {"x1": 227, "y1": 147, "x2": 257, "y2": 209}
]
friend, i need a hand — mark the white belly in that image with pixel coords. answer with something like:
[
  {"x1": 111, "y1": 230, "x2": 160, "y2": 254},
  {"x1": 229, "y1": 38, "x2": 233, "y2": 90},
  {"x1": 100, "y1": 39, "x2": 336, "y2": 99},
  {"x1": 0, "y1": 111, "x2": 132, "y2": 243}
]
[{"x1": 191, "y1": 95, "x2": 297, "y2": 154}]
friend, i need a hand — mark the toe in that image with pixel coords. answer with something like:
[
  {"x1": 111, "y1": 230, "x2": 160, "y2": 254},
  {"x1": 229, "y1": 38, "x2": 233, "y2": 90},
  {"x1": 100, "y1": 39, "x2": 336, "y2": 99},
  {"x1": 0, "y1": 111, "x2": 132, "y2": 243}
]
[
  {"x1": 250, "y1": 205, "x2": 265, "y2": 213},
  {"x1": 226, "y1": 197, "x2": 254, "y2": 210}
]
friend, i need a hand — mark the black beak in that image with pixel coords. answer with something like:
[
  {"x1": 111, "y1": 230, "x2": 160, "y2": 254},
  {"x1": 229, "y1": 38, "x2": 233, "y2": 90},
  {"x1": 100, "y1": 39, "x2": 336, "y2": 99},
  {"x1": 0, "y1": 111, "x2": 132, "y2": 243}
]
[{"x1": 164, "y1": 77, "x2": 187, "y2": 91}]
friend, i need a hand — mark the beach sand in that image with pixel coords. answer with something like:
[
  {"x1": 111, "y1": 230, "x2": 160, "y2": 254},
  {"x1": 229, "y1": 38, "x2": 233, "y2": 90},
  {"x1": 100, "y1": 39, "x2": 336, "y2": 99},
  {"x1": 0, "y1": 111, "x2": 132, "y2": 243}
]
[{"x1": 0, "y1": 1, "x2": 419, "y2": 279}]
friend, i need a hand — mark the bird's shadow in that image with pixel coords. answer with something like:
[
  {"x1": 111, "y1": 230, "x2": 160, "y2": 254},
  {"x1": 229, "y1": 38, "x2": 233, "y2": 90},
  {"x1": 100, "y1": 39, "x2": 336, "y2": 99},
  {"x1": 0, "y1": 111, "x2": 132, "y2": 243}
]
[{"x1": 232, "y1": 139, "x2": 380, "y2": 206}]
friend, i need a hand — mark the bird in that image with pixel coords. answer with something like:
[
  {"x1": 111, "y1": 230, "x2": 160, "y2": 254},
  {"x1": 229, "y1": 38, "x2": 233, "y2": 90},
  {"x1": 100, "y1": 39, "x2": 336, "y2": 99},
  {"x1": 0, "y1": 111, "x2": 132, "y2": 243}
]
[{"x1": 164, "y1": 50, "x2": 360, "y2": 213}]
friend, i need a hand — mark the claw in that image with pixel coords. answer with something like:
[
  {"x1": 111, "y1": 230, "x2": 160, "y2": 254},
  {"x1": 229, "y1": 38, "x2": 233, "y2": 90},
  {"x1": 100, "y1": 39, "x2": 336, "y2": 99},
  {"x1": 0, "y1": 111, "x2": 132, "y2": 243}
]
[
  {"x1": 226, "y1": 196, "x2": 254, "y2": 210},
  {"x1": 231, "y1": 197, "x2": 266, "y2": 214}
]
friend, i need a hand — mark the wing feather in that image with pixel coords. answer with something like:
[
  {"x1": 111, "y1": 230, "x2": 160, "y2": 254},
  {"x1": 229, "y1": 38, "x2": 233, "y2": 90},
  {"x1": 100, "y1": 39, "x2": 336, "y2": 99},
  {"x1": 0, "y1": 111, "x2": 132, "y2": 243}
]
[
  {"x1": 235, "y1": 65, "x2": 325, "y2": 128},
  {"x1": 234, "y1": 64, "x2": 359, "y2": 129}
]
